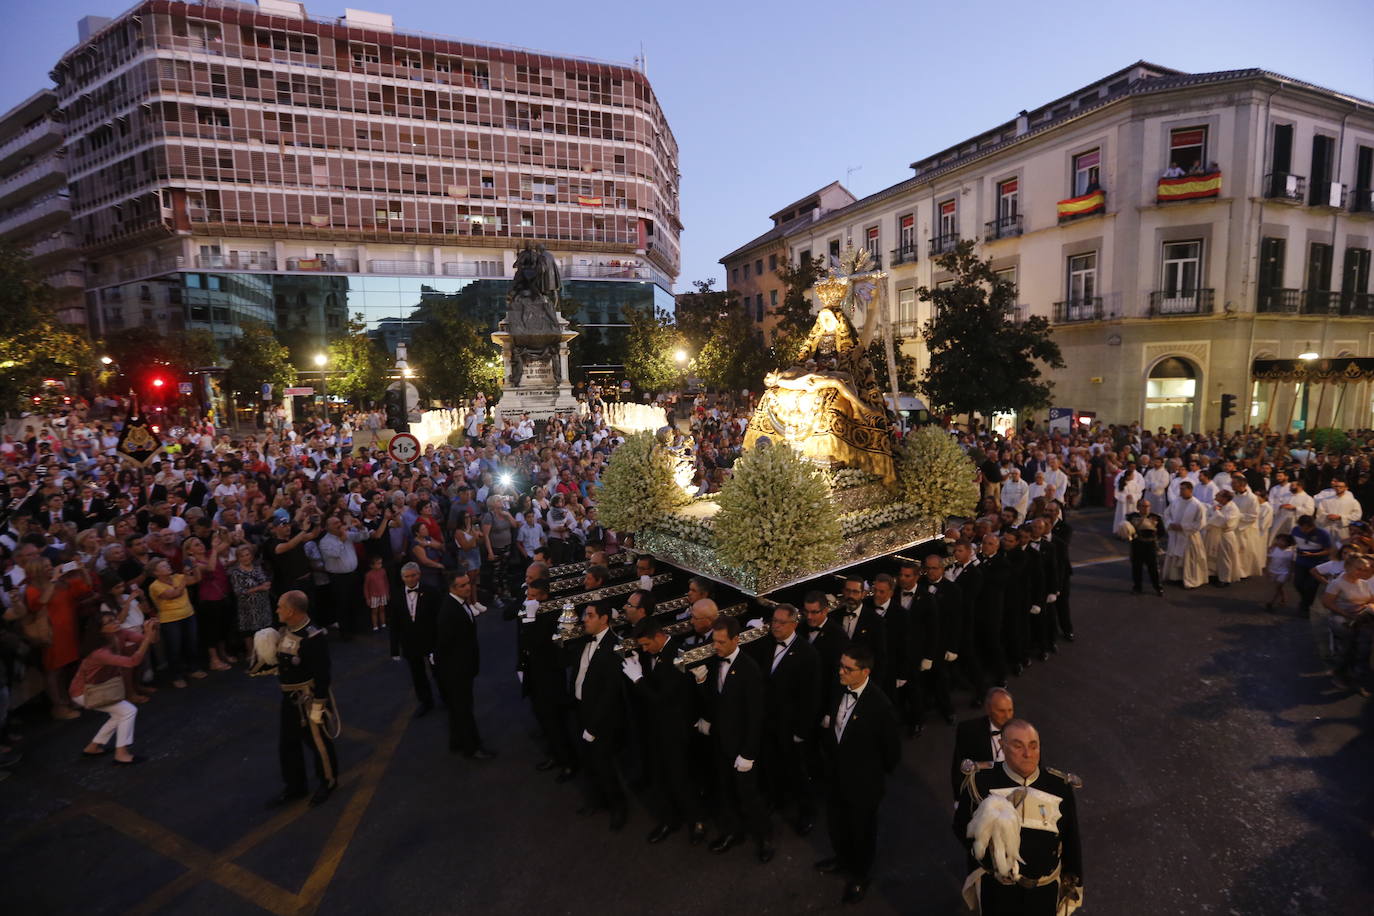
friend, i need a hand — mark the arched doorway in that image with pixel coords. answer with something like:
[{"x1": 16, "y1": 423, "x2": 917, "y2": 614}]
[{"x1": 1144, "y1": 356, "x2": 1200, "y2": 432}]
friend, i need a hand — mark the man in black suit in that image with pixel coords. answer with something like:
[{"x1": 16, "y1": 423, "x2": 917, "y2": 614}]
[
  {"x1": 1042, "y1": 506, "x2": 1076, "y2": 642},
  {"x1": 943, "y1": 541, "x2": 984, "y2": 703},
  {"x1": 834, "y1": 576, "x2": 887, "y2": 686},
  {"x1": 1028, "y1": 520, "x2": 1060, "y2": 660},
  {"x1": 694, "y1": 616, "x2": 774, "y2": 862},
  {"x1": 913, "y1": 554, "x2": 954, "y2": 729},
  {"x1": 570, "y1": 601, "x2": 627, "y2": 830},
  {"x1": 70, "y1": 486, "x2": 109, "y2": 528},
  {"x1": 948, "y1": 687, "x2": 1015, "y2": 799},
  {"x1": 622, "y1": 617, "x2": 706, "y2": 844},
  {"x1": 863, "y1": 573, "x2": 908, "y2": 701},
  {"x1": 973, "y1": 535, "x2": 1009, "y2": 693},
  {"x1": 803, "y1": 591, "x2": 845, "y2": 675},
  {"x1": 433, "y1": 569, "x2": 495, "y2": 760},
  {"x1": 815, "y1": 642, "x2": 902, "y2": 905},
  {"x1": 509, "y1": 578, "x2": 577, "y2": 780},
  {"x1": 748, "y1": 602, "x2": 821, "y2": 836},
  {"x1": 388, "y1": 561, "x2": 439, "y2": 716}
]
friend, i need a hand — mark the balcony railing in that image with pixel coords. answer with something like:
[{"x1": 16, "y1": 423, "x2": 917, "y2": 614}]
[
  {"x1": 984, "y1": 214, "x2": 1023, "y2": 241},
  {"x1": 1149, "y1": 288, "x2": 1214, "y2": 316},
  {"x1": 0, "y1": 194, "x2": 69, "y2": 236},
  {"x1": 45, "y1": 269, "x2": 86, "y2": 290},
  {"x1": 0, "y1": 118, "x2": 63, "y2": 164},
  {"x1": 1311, "y1": 181, "x2": 1347, "y2": 208},
  {"x1": 1350, "y1": 188, "x2": 1374, "y2": 215},
  {"x1": 1156, "y1": 170, "x2": 1222, "y2": 203},
  {"x1": 894, "y1": 318, "x2": 921, "y2": 337},
  {"x1": 928, "y1": 233, "x2": 959, "y2": 257},
  {"x1": 1255, "y1": 288, "x2": 1347, "y2": 315},
  {"x1": 1057, "y1": 189, "x2": 1106, "y2": 222},
  {"x1": 1053, "y1": 297, "x2": 1104, "y2": 323},
  {"x1": 889, "y1": 244, "x2": 918, "y2": 266},
  {"x1": 195, "y1": 254, "x2": 278, "y2": 271},
  {"x1": 114, "y1": 256, "x2": 185, "y2": 282},
  {"x1": 0, "y1": 156, "x2": 65, "y2": 206},
  {"x1": 1264, "y1": 172, "x2": 1306, "y2": 202},
  {"x1": 368, "y1": 259, "x2": 434, "y2": 275},
  {"x1": 286, "y1": 256, "x2": 358, "y2": 272},
  {"x1": 1339, "y1": 292, "x2": 1374, "y2": 316},
  {"x1": 27, "y1": 232, "x2": 76, "y2": 259},
  {"x1": 443, "y1": 261, "x2": 505, "y2": 278}
]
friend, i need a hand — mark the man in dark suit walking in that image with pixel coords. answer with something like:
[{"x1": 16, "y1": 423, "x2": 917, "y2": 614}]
[
  {"x1": 570, "y1": 601, "x2": 627, "y2": 829},
  {"x1": 835, "y1": 576, "x2": 887, "y2": 686},
  {"x1": 509, "y1": 578, "x2": 577, "y2": 781},
  {"x1": 949, "y1": 687, "x2": 1015, "y2": 798},
  {"x1": 747, "y1": 602, "x2": 821, "y2": 836},
  {"x1": 815, "y1": 642, "x2": 902, "y2": 905},
  {"x1": 803, "y1": 591, "x2": 846, "y2": 679},
  {"x1": 694, "y1": 616, "x2": 774, "y2": 862},
  {"x1": 389, "y1": 562, "x2": 439, "y2": 716},
  {"x1": 433, "y1": 569, "x2": 495, "y2": 760}
]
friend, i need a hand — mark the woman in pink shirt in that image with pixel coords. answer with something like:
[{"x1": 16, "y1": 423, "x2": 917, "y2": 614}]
[{"x1": 70, "y1": 615, "x2": 159, "y2": 764}]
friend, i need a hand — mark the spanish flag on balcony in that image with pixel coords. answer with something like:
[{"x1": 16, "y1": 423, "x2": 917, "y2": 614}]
[
  {"x1": 1157, "y1": 171, "x2": 1222, "y2": 202},
  {"x1": 1056, "y1": 189, "x2": 1106, "y2": 220},
  {"x1": 577, "y1": 195, "x2": 603, "y2": 207}
]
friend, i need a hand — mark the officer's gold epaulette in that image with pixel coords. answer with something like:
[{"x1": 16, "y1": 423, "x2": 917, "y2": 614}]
[{"x1": 1045, "y1": 767, "x2": 1069, "y2": 780}]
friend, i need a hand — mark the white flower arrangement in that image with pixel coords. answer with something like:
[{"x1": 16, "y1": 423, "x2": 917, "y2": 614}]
[
  {"x1": 596, "y1": 430, "x2": 691, "y2": 534},
  {"x1": 895, "y1": 427, "x2": 979, "y2": 523},
  {"x1": 714, "y1": 441, "x2": 842, "y2": 584},
  {"x1": 819, "y1": 467, "x2": 877, "y2": 491},
  {"x1": 654, "y1": 512, "x2": 715, "y2": 545},
  {"x1": 839, "y1": 501, "x2": 922, "y2": 537}
]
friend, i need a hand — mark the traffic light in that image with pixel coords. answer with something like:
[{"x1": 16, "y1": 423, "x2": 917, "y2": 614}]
[
  {"x1": 1220, "y1": 393, "x2": 1236, "y2": 419},
  {"x1": 384, "y1": 386, "x2": 408, "y2": 432}
]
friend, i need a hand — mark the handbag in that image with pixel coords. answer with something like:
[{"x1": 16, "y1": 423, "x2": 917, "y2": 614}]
[{"x1": 82, "y1": 672, "x2": 126, "y2": 708}]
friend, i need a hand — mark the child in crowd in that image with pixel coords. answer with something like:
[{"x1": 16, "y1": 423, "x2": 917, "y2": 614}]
[
  {"x1": 363, "y1": 555, "x2": 390, "y2": 632},
  {"x1": 1264, "y1": 533, "x2": 1296, "y2": 612}
]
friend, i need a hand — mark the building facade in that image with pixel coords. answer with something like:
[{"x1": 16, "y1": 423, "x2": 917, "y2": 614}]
[
  {"x1": 44, "y1": 0, "x2": 680, "y2": 361},
  {"x1": 729, "y1": 63, "x2": 1374, "y2": 432}
]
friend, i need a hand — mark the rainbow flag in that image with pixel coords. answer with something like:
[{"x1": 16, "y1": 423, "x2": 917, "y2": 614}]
[
  {"x1": 1157, "y1": 172, "x2": 1222, "y2": 202},
  {"x1": 1057, "y1": 189, "x2": 1106, "y2": 220}
]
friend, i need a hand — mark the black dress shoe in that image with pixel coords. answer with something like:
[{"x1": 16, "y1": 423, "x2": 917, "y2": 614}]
[
  {"x1": 1154, "y1": 588, "x2": 1164, "y2": 597},
  {"x1": 842, "y1": 881, "x2": 868, "y2": 904},
  {"x1": 266, "y1": 789, "x2": 308, "y2": 809},
  {"x1": 689, "y1": 821, "x2": 708, "y2": 845},
  {"x1": 793, "y1": 817, "x2": 814, "y2": 836},
  {"x1": 709, "y1": 832, "x2": 743, "y2": 854},
  {"x1": 1039, "y1": 651, "x2": 1051, "y2": 662},
  {"x1": 608, "y1": 807, "x2": 628, "y2": 831},
  {"x1": 556, "y1": 766, "x2": 578, "y2": 783},
  {"x1": 464, "y1": 748, "x2": 497, "y2": 761},
  {"x1": 534, "y1": 758, "x2": 557, "y2": 772},
  {"x1": 413, "y1": 704, "x2": 433, "y2": 719},
  {"x1": 646, "y1": 822, "x2": 678, "y2": 844},
  {"x1": 814, "y1": 856, "x2": 844, "y2": 874},
  {"x1": 1062, "y1": 632, "x2": 1075, "y2": 643},
  {"x1": 756, "y1": 841, "x2": 775, "y2": 864},
  {"x1": 309, "y1": 782, "x2": 335, "y2": 807}
]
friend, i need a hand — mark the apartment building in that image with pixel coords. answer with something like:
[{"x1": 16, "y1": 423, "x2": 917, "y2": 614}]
[
  {"x1": 0, "y1": 90, "x2": 86, "y2": 326},
  {"x1": 729, "y1": 62, "x2": 1374, "y2": 432},
  {"x1": 46, "y1": 0, "x2": 680, "y2": 361}
]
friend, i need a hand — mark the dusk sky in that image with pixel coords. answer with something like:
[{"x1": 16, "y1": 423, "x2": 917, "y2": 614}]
[{"x1": 5, "y1": 0, "x2": 1372, "y2": 290}]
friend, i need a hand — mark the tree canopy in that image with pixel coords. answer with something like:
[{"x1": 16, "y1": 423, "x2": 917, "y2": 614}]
[
  {"x1": 407, "y1": 301, "x2": 502, "y2": 403},
  {"x1": 0, "y1": 242, "x2": 92, "y2": 413},
  {"x1": 222, "y1": 322, "x2": 296, "y2": 405},
  {"x1": 325, "y1": 313, "x2": 391, "y2": 404},
  {"x1": 620, "y1": 304, "x2": 681, "y2": 394},
  {"x1": 768, "y1": 252, "x2": 824, "y2": 366},
  {"x1": 917, "y1": 240, "x2": 1064, "y2": 421},
  {"x1": 674, "y1": 279, "x2": 769, "y2": 392}
]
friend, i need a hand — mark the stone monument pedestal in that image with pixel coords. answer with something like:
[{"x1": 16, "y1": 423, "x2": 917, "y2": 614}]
[{"x1": 491, "y1": 322, "x2": 579, "y2": 420}]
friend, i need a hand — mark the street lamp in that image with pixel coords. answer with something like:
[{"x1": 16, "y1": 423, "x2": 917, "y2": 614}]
[
  {"x1": 1297, "y1": 346, "x2": 1319, "y2": 361},
  {"x1": 674, "y1": 349, "x2": 688, "y2": 365},
  {"x1": 313, "y1": 353, "x2": 328, "y2": 418},
  {"x1": 100, "y1": 355, "x2": 113, "y2": 366}
]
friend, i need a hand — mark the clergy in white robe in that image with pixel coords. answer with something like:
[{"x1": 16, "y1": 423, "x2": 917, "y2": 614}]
[
  {"x1": 1001, "y1": 469, "x2": 1030, "y2": 523},
  {"x1": 1113, "y1": 467, "x2": 1145, "y2": 538},
  {"x1": 1203, "y1": 492, "x2": 1242, "y2": 584},
  {"x1": 1230, "y1": 481, "x2": 1265, "y2": 578},
  {"x1": 1314, "y1": 482, "x2": 1362, "y2": 545},
  {"x1": 1256, "y1": 495, "x2": 1274, "y2": 557},
  {"x1": 1193, "y1": 473, "x2": 1218, "y2": 507},
  {"x1": 1269, "y1": 482, "x2": 1313, "y2": 543},
  {"x1": 1143, "y1": 460, "x2": 1172, "y2": 509},
  {"x1": 1163, "y1": 483, "x2": 1209, "y2": 589}
]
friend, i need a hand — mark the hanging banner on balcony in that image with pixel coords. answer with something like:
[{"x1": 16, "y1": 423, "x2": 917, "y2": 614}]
[
  {"x1": 1251, "y1": 357, "x2": 1374, "y2": 382},
  {"x1": 1056, "y1": 189, "x2": 1105, "y2": 220},
  {"x1": 1157, "y1": 172, "x2": 1222, "y2": 202},
  {"x1": 309, "y1": 214, "x2": 330, "y2": 227},
  {"x1": 577, "y1": 195, "x2": 603, "y2": 207}
]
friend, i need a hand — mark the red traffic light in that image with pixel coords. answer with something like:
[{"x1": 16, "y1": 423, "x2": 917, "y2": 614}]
[{"x1": 151, "y1": 377, "x2": 165, "y2": 388}]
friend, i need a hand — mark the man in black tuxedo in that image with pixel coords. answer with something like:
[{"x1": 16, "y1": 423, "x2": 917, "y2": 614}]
[
  {"x1": 863, "y1": 573, "x2": 909, "y2": 701},
  {"x1": 433, "y1": 569, "x2": 495, "y2": 760},
  {"x1": 834, "y1": 576, "x2": 887, "y2": 686},
  {"x1": 509, "y1": 578, "x2": 577, "y2": 780},
  {"x1": 747, "y1": 602, "x2": 821, "y2": 836},
  {"x1": 943, "y1": 541, "x2": 984, "y2": 703},
  {"x1": 622, "y1": 618, "x2": 706, "y2": 844},
  {"x1": 70, "y1": 486, "x2": 109, "y2": 528},
  {"x1": 694, "y1": 616, "x2": 774, "y2": 862},
  {"x1": 913, "y1": 554, "x2": 954, "y2": 729},
  {"x1": 803, "y1": 591, "x2": 845, "y2": 678},
  {"x1": 137, "y1": 471, "x2": 168, "y2": 508},
  {"x1": 815, "y1": 642, "x2": 901, "y2": 905},
  {"x1": 973, "y1": 535, "x2": 1009, "y2": 693},
  {"x1": 1029, "y1": 519, "x2": 1060, "y2": 660},
  {"x1": 570, "y1": 601, "x2": 627, "y2": 830},
  {"x1": 1042, "y1": 506, "x2": 1076, "y2": 642},
  {"x1": 948, "y1": 687, "x2": 1015, "y2": 798},
  {"x1": 388, "y1": 562, "x2": 439, "y2": 716}
]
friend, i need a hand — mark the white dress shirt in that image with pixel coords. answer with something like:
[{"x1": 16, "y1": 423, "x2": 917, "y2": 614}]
[{"x1": 835, "y1": 677, "x2": 869, "y2": 740}]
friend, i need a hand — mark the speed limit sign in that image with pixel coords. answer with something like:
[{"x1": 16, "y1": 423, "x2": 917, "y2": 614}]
[{"x1": 387, "y1": 432, "x2": 421, "y2": 463}]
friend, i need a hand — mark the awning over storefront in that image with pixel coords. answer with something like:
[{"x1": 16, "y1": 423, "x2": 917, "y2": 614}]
[
  {"x1": 1157, "y1": 171, "x2": 1222, "y2": 202},
  {"x1": 1252, "y1": 357, "x2": 1374, "y2": 382}
]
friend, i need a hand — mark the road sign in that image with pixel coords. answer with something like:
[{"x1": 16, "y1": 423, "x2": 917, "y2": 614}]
[
  {"x1": 283, "y1": 386, "x2": 315, "y2": 396},
  {"x1": 388, "y1": 432, "x2": 421, "y2": 463},
  {"x1": 178, "y1": 382, "x2": 193, "y2": 395}
]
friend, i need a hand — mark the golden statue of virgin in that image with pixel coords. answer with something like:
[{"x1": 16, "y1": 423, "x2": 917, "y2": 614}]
[{"x1": 743, "y1": 274, "x2": 896, "y2": 484}]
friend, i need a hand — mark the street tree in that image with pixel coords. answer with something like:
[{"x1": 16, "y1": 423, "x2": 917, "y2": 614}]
[
  {"x1": 917, "y1": 240, "x2": 1064, "y2": 425},
  {"x1": 674, "y1": 278, "x2": 769, "y2": 391},
  {"x1": 325, "y1": 313, "x2": 390, "y2": 404},
  {"x1": 0, "y1": 242, "x2": 92, "y2": 413},
  {"x1": 222, "y1": 321, "x2": 296, "y2": 407},
  {"x1": 408, "y1": 303, "x2": 502, "y2": 402},
  {"x1": 101, "y1": 327, "x2": 218, "y2": 387},
  {"x1": 621, "y1": 304, "x2": 681, "y2": 393},
  {"x1": 768, "y1": 252, "x2": 825, "y2": 366}
]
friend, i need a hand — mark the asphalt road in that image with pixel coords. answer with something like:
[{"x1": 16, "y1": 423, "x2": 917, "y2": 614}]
[{"x1": 3, "y1": 508, "x2": 1372, "y2": 915}]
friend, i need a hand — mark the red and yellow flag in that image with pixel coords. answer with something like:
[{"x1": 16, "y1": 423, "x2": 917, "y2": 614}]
[
  {"x1": 1057, "y1": 189, "x2": 1106, "y2": 220},
  {"x1": 576, "y1": 195, "x2": 603, "y2": 207},
  {"x1": 1157, "y1": 172, "x2": 1222, "y2": 202}
]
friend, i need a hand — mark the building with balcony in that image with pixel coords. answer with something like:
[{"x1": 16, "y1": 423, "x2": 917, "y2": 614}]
[
  {"x1": 0, "y1": 90, "x2": 85, "y2": 326},
  {"x1": 721, "y1": 62, "x2": 1374, "y2": 432},
  {"x1": 43, "y1": 0, "x2": 680, "y2": 363}
]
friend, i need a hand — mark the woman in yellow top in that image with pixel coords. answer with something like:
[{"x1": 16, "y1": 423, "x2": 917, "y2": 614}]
[{"x1": 148, "y1": 558, "x2": 206, "y2": 688}]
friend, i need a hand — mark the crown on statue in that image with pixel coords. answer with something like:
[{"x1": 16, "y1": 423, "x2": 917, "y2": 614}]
[{"x1": 814, "y1": 275, "x2": 850, "y2": 310}]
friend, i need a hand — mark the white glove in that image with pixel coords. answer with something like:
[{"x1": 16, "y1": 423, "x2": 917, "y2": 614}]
[
  {"x1": 391, "y1": 656, "x2": 401, "y2": 662},
  {"x1": 581, "y1": 729, "x2": 595, "y2": 743},
  {"x1": 895, "y1": 679, "x2": 907, "y2": 688},
  {"x1": 792, "y1": 734, "x2": 804, "y2": 744},
  {"x1": 1047, "y1": 593, "x2": 1058, "y2": 603},
  {"x1": 920, "y1": 659, "x2": 933, "y2": 671},
  {"x1": 734, "y1": 755, "x2": 754, "y2": 773},
  {"x1": 427, "y1": 653, "x2": 436, "y2": 665},
  {"x1": 695, "y1": 718, "x2": 711, "y2": 735},
  {"x1": 944, "y1": 651, "x2": 957, "y2": 662},
  {"x1": 691, "y1": 666, "x2": 708, "y2": 685},
  {"x1": 521, "y1": 599, "x2": 539, "y2": 622},
  {"x1": 821, "y1": 715, "x2": 832, "y2": 729},
  {"x1": 621, "y1": 655, "x2": 644, "y2": 683},
  {"x1": 745, "y1": 618, "x2": 763, "y2": 629},
  {"x1": 1030, "y1": 605, "x2": 1042, "y2": 615},
  {"x1": 470, "y1": 601, "x2": 487, "y2": 616},
  {"x1": 639, "y1": 574, "x2": 654, "y2": 591},
  {"x1": 308, "y1": 700, "x2": 324, "y2": 725},
  {"x1": 516, "y1": 670, "x2": 524, "y2": 684}
]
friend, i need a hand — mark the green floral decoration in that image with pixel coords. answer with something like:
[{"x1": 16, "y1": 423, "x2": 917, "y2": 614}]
[
  {"x1": 896, "y1": 427, "x2": 980, "y2": 522},
  {"x1": 714, "y1": 442, "x2": 842, "y2": 584},
  {"x1": 597, "y1": 430, "x2": 690, "y2": 534}
]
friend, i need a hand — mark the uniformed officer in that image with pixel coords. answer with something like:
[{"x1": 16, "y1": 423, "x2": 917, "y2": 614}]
[
  {"x1": 268, "y1": 589, "x2": 339, "y2": 808},
  {"x1": 952, "y1": 718, "x2": 1083, "y2": 915}
]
